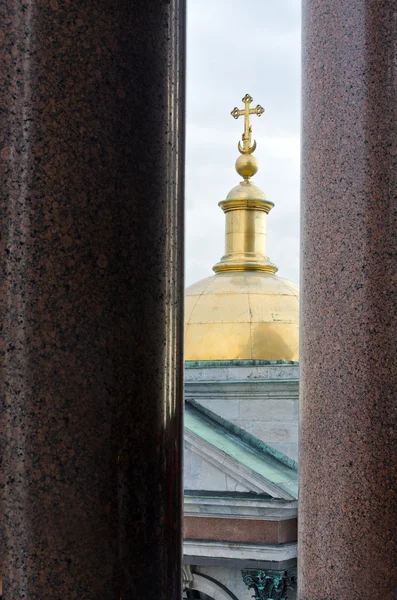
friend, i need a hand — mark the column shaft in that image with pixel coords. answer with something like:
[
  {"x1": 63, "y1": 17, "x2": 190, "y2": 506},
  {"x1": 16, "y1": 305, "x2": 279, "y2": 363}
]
[
  {"x1": 300, "y1": 1, "x2": 397, "y2": 598},
  {"x1": 0, "y1": 0, "x2": 185, "y2": 598}
]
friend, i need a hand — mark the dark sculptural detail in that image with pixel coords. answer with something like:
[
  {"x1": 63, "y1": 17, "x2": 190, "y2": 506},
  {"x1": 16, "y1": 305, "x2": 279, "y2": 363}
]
[{"x1": 242, "y1": 569, "x2": 295, "y2": 600}]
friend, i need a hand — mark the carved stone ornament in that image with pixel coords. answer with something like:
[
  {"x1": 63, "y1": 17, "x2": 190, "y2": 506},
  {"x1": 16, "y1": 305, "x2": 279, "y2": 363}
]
[
  {"x1": 241, "y1": 569, "x2": 295, "y2": 600},
  {"x1": 182, "y1": 565, "x2": 194, "y2": 590}
]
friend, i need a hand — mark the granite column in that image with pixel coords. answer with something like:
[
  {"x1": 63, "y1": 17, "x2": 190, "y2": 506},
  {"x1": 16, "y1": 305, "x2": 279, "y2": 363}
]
[
  {"x1": 300, "y1": 1, "x2": 397, "y2": 599},
  {"x1": 0, "y1": 0, "x2": 185, "y2": 598}
]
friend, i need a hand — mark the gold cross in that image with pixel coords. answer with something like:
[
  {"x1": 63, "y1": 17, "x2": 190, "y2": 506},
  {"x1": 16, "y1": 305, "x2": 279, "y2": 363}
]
[{"x1": 231, "y1": 94, "x2": 264, "y2": 155}]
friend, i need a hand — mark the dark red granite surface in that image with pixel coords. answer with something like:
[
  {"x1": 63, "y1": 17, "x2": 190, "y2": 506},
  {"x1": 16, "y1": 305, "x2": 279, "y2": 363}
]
[
  {"x1": 184, "y1": 517, "x2": 297, "y2": 544},
  {"x1": 300, "y1": 1, "x2": 397, "y2": 599},
  {"x1": 0, "y1": 0, "x2": 185, "y2": 598}
]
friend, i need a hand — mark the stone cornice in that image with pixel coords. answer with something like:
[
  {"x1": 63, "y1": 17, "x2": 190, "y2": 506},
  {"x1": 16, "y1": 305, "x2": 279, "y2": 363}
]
[
  {"x1": 185, "y1": 363, "x2": 299, "y2": 383},
  {"x1": 184, "y1": 494, "x2": 297, "y2": 521},
  {"x1": 183, "y1": 540, "x2": 297, "y2": 563},
  {"x1": 185, "y1": 379, "x2": 299, "y2": 401}
]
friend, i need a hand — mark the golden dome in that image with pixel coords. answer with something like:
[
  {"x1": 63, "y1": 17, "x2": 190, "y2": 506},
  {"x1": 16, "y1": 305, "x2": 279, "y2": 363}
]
[
  {"x1": 225, "y1": 178, "x2": 268, "y2": 202},
  {"x1": 185, "y1": 271, "x2": 299, "y2": 361},
  {"x1": 185, "y1": 94, "x2": 299, "y2": 362}
]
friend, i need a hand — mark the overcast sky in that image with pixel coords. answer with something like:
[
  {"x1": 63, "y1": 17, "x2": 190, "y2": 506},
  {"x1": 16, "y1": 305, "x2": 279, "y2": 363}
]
[{"x1": 185, "y1": 0, "x2": 301, "y2": 286}]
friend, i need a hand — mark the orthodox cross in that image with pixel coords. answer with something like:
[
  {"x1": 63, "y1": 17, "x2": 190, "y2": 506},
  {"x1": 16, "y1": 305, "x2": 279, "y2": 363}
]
[{"x1": 231, "y1": 94, "x2": 264, "y2": 155}]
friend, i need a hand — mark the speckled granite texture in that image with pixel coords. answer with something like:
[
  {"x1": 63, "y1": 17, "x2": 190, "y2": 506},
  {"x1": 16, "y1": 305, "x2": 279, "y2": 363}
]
[
  {"x1": 184, "y1": 517, "x2": 297, "y2": 544},
  {"x1": 300, "y1": 1, "x2": 397, "y2": 599},
  {"x1": 0, "y1": 0, "x2": 185, "y2": 598}
]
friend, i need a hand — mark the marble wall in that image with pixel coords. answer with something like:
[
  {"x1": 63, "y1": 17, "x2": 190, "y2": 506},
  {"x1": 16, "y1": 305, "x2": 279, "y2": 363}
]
[{"x1": 185, "y1": 364, "x2": 299, "y2": 461}]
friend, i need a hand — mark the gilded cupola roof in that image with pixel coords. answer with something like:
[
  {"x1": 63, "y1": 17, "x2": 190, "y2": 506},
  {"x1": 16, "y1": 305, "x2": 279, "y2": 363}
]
[{"x1": 185, "y1": 94, "x2": 299, "y2": 362}]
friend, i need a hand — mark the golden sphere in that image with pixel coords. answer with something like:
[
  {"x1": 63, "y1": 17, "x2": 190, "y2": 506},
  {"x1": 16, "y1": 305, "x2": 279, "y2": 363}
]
[{"x1": 235, "y1": 154, "x2": 258, "y2": 179}]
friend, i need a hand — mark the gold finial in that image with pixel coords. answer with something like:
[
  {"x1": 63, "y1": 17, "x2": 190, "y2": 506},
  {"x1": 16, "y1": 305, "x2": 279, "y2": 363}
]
[
  {"x1": 212, "y1": 94, "x2": 276, "y2": 274},
  {"x1": 231, "y1": 94, "x2": 264, "y2": 155}
]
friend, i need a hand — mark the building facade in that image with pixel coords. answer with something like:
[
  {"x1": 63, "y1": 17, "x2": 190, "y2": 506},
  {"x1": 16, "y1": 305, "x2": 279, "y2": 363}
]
[{"x1": 183, "y1": 95, "x2": 299, "y2": 600}]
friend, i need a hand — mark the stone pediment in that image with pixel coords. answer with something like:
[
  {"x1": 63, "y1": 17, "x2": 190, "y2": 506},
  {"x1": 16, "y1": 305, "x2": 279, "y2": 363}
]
[{"x1": 184, "y1": 400, "x2": 298, "y2": 501}]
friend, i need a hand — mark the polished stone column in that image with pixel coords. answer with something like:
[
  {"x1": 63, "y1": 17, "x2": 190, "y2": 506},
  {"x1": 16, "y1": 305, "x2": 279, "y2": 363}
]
[
  {"x1": 300, "y1": 1, "x2": 397, "y2": 599},
  {"x1": 0, "y1": 1, "x2": 185, "y2": 598}
]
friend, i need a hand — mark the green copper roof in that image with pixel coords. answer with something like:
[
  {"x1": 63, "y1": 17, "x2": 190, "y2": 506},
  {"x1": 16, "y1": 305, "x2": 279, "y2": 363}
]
[{"x1": 185, "y1": 400, "x2": 298, "y2": 500}]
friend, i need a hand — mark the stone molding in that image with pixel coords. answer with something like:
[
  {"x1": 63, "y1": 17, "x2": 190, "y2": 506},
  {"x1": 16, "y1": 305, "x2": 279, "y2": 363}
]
[
  {"x1": 183, "y1": 540, "x2": 297, "y2": 563},
  {"x1": 185, "y1": 364, "x2": 299, "y2": 383},
  {"x1": 185, "y1": 380, "x2": 299, "y2": 401},
  {"x1": 184, "y1": 495, "x2": 297, "y2": 521}
]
